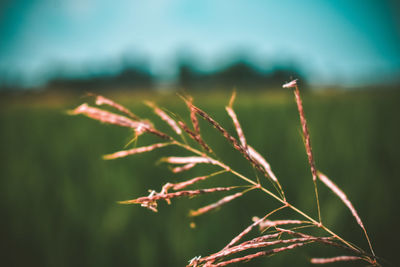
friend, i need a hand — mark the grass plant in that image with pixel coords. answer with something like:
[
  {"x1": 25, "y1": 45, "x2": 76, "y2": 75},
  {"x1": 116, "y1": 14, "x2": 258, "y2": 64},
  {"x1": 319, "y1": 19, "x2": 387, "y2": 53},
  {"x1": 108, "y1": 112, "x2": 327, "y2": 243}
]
[{"x1": 70, "y1": 80, "x2": 380, "y2": 266}]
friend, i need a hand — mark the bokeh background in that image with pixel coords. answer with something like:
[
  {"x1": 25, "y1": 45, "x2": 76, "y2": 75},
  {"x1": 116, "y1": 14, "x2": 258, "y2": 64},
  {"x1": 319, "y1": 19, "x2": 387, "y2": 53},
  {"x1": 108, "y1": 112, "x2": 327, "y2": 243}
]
[{"x1": 1, "y1": 1, "x2": 399, "y2": 266}]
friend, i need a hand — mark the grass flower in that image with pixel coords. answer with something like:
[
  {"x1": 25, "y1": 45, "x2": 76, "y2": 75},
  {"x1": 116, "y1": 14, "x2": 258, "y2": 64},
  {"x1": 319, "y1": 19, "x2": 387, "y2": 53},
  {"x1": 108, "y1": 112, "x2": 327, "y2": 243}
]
[{"x1": 71, "y1": 82, "x2": 380, "y2": 266}]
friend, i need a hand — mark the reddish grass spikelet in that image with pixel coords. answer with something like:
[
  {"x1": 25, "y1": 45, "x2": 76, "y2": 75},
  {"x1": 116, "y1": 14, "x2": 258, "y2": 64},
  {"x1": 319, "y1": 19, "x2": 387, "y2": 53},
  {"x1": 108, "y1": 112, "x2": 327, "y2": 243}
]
[
  {"x1": 190, "y1": 103, "x2": 241, "y2": 150},
  {"x1": 317, "y1": 171, "x2": 367, "y2": 231},
  {"x1": 225, "y1": 93, "x2": 247, "y2": 150},
  {"x1": 126, "y1": 186, "x2": 235, "y2": 204},
  {"x1": 119, "y1": 187, "x2": 236, "y2": 212},
  {"x1": 242, "y1": 233, "x2": 282, "y2": 245},
  {"x1": 171, "y1": 163, "x2": 197, "y2": 173},
  {"x1": 95, "y1": 94, "x2": 140, "y2": 120},
  {"x1": 189, "y1": 103, "x2": 273, "y2": 179},
  {"x1": 225, "y1": 92, "x2": 284, "y2": 197},
  {"x1": 311, "y1": 256, "x2": 363, "y2": 264},
  {"x1": 170, "y1": 174, "x2": 225, "y2": 193},
  {"x1": 178, "y1": 121, "x2": 213, "y2": 153},
  {"x1": 190, "y1": 103, "x2": 201, "y2": 135},
  {"x1": 228, "y1": 90, "x2": 236, "y2": 109},
  {"x1": 145, "y1": 101, "x2": 182, "y2": 135},
  {"x1": 182, "y1": 97, "x2": 213, "y2": 154},
  {"x1": 255, "y1": 219, "x2": 306, "y2": 231},
  {"x1": 70, "y1": 103, "x2": 171, "y2": 139},
  {"x1": 224, "y1": 216, "x2": 269, "y2": 249},
  {"x1": 206, "y1": 251, "x2": 268, "y2": 267},
  {"x1": 161, "y1": 171, "x2": 227, "y2": 198},
  {"x1": 189, "y1": 256, "x2": 202, "y2": 266},
  {"x1": 247, "y1": 146, "x2": 278, "y2": 183},
  {"x1": 189, "y1": 191, "x2": 244, "y2": 217},
  {"x1": 289, "y1": 81, "x2": 322, "y2": 223},
  {"x1": 293, "y1": 85, "x2": 317, "y2": 182},
  {"x1": 170, "y1": 173, "x2": 223, "y2": 191},
  {"x1": 197, "y1": 239, "x2": 311, "y2": 266},
  {"x1": 71, "y1": 103, "x2": 148, "y2": 131},
  {"x1": 163, "y1": 156, "x2": 220, "y2": 166},
  {"x1": 103, "y1": 142, "x2": 171, "y2": 160},
  {"x1": 204, "y1": 242, "x2": 309, "y2": 267},
  {"x1": 273, "y1": 227, "x2": 347, "y2": 252},
  {"x1": 224, "y1": 205, "x2": 287, "y2": 249}
]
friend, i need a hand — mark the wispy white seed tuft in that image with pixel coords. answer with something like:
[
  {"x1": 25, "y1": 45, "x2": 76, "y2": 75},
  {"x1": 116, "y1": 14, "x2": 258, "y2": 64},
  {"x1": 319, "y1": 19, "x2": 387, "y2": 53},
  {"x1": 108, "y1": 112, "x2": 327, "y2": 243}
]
[{"x1": 282, "y1": 79, "x2": 298, "y2": 88}]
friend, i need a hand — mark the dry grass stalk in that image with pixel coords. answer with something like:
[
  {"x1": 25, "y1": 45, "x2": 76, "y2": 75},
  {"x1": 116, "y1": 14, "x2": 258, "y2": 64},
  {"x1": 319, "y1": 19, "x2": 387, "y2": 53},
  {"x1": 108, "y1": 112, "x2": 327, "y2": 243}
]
[
  {"x1": 242, "y1": 232, "x2": 282, "y2": 245},
  {"x1": 119, "y1": 186, "x2": 236, "y2": 212},
  {"x1": 189, "y1": 101, "x2": 201, "y2": 135},
  {"x1": 196, "y1": 241, "x2": 310, "y2": 266},
  {"x1": 71, "y1": 103, "x2": 148, "y2": 130},
  {"x1": 95, "y1": 94, "x2": 140, "y2": 120},
  {"x1": 224, "y1": 92, "x2": 284, "y2": 196},
  {"x1": 178, "y1": 120, "x2": 213, "y2": 153},
  {"x1": 287, "y1": 80, "x2": 321, "y2": 223},
  {"x1": 170, "y1": 175, "x2": 209, "y2": 190},
  {"x1": 311, "y1": 256, "x2": 363, "y2": 264},
  {"x1": 224, "y1": 205, "x2": 288, "y2": 250},
  {"x1": 103, "y1": 142, "x2": 171, "y2": 160},
  {"x1": 275, "y1": 227, "x2": 351, "y2": 250},
  {"x1": 182, "y1": 97, "x2": 213, "y2": 155},
  {"x1": 189, "y1": 191, "x2": 245, "y2": 217},
  {"x1": 70, "y1": 103, "x2": 171, "y2": 139},
  {"x1": 189, "y1": 100, "x2": 278, "y2": 184},
  {"x1": 255, "y1": 219, "x2": 306, "y2": 231},
  {"x1": 171, "y1": 163, "x2": 197, "y2": 173},
  {"x1": 162, "y1": 156, "x2": 219, "y2": 165},
  {"x1": 317, "y1": 171, "x2": 375, "y2": 257},
  {"x1": 163, "y1": 155, "x2": 229, "y2": 172},
  {"x1": 225, "y1": 105, "x2": 247, "y2": 149},
  {"x1": 168, "y1": 171, "x2": 227, "y2": 191},
  {"x1": 145, "y1": 101, "x2": 182, "y2": 135},
  {"x1": 207, "y1": 251, "x2": 270, "y2": 267},
  {"x1": 205, "y1": 241, "x2": 310, "y2": 267},
  {"x1": 317, "y1": 171, "x2": 364, "y2": 228},
  {"x1": 188, "y1": 102, "x2": 243, "y2": 152},
  {"x1": 225, "y1": 92, "x2": 247, "y2": 150},
  {"x1": 73, "y1": 85, "x2": 379, "y2": 267},
  {"x1": 247, "y1": 146, "x2": 278, "y2": 183},
  {"x1": 293, "y1": 84, "x2": 317, "y2": 181}
]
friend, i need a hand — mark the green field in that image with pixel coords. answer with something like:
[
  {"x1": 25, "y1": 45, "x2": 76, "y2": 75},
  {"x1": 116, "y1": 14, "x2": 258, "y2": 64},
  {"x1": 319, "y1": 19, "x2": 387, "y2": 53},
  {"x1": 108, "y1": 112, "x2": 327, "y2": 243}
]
[{"x1": 1, "y1": 89, "x2": 399, "y2": 266}]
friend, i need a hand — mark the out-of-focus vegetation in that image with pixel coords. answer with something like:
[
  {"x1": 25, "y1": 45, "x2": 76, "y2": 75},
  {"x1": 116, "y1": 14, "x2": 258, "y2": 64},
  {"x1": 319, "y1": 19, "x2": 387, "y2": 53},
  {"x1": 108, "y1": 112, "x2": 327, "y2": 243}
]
[
  {"x1": 0, "y1": 88, "x2": 399, "y2": 266},
  {"x1": 0, "y1": 54, "x2": 306, "y2": 92}
]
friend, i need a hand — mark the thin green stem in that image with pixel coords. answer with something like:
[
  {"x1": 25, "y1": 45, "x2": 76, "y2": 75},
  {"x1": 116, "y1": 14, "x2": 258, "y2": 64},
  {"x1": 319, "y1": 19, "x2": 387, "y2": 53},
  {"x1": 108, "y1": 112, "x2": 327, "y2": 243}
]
[
  {"x1": 313, "y1": 179, "x2": 322, "y2": 223},
  {"x1": 363, "y1": 226, "x2": 376, "y2": 257}
]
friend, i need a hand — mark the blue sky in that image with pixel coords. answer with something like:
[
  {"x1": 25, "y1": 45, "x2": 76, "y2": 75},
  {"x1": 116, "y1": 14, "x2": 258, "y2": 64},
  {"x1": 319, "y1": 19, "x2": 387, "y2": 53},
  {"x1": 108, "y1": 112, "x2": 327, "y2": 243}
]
[{"x1": 1, "y1": 0, "x2": 399, "y2": 87}]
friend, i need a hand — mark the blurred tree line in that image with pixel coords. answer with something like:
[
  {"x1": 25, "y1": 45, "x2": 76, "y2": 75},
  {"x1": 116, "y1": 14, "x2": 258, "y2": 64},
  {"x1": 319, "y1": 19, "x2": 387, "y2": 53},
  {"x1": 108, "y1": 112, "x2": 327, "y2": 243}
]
[
  {"x1": 0, "y1": 54, "x2": 307, "y2": 92},
  {"x1": 178, "y1": 59, "x2": 306, "y2": 91},
  {"x1": 46, "y1": 66, "x2": 154, "y2": 91}
]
